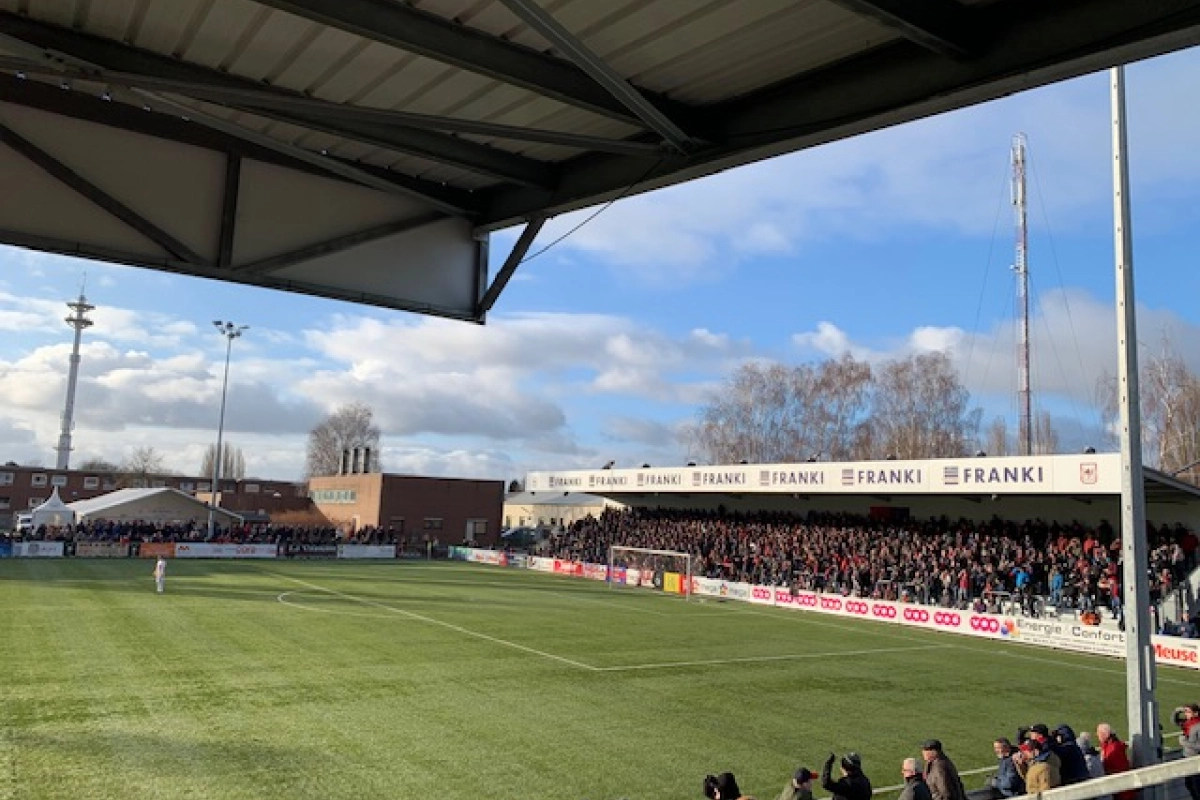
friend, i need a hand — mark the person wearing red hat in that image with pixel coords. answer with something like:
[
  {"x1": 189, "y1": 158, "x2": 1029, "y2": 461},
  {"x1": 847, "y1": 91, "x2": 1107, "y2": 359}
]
[{"x1": 1013, "y1": 739, "x2": 1061, "y2": 793}]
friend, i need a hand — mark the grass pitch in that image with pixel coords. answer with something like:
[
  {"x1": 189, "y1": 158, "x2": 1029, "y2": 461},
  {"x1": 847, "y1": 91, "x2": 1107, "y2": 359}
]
[{"x1": 3, "y1": 559, "x2": 1197, "y2": 800}]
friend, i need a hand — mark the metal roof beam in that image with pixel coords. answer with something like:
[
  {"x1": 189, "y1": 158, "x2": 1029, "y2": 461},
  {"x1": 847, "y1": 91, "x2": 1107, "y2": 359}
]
[
  {"x1": 477, "y1": 0, "x2": 1200, "y2": 230},
  {"x1": 232, "y1": 102, "x2": 556, "y2": 188},
  {"x1": 0, "y1": 73, "x2": 479, "y2": 215},
  {"x1": 477, "y1": 216, "x2": 545, "y2": 316},
  {"x1": 131, "y1": 89, "x2": 474, "y2": 216},
  {"x1": 0, "y1": 121, "x2": 207, "y2": 266},
  {"x1": 0, "y1": 57, "x2": 665, "y2": 158},
  {"x1": 252, "y1": 0, "x2": 685, "y2": 127},
  {"x1": 0, "y1": 13, "x2": 558, "y2": 187},
  {"x1": 496, "y1": 0, "x2": 696, "y2": 153},
  {"x1": 825, "y1": 0, "x2": 980, "y2": 58},
  {"x1": 217, "y1": 154, "x2": 241, "y2": 271},
  {"x1": 237, "y1": 213, "x2": 446, "y2": 276}
]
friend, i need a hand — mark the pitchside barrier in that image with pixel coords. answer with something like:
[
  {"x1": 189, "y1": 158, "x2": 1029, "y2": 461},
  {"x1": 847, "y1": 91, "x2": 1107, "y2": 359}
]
[
  {"x1": 1003, "y1": 755, "x2": 1200, "y2": 800},
  {"x1": 447, "y1": 548, "x2": 1200, "y2": 671}
]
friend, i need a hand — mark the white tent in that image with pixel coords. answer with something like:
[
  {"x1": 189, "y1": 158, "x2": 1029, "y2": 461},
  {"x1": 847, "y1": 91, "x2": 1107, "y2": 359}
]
[
  {"x1": 30, "y1": 487, "x2": 76, "y2": 529},
  {"x1": 67, "y1": 488, "x2": 241, "y2": 527}
]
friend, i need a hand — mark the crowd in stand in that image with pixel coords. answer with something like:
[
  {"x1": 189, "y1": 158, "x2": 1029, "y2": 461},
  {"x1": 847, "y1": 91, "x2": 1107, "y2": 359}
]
[
  {"x1": 544, "y1": 507, "x2": 1198, "y2": 623},
  {"x1": 6, "y1": 520, "x2": 404, "y2": 546},
  {"x1": 706, "y1": 710, "x2": 1200, "y2": 800}
]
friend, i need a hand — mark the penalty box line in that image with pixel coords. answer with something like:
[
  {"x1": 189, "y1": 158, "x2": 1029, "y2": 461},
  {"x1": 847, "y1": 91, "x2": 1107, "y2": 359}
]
[
  {"x1": 270, "y1": 573, "x2": 950, "y2": 673},
  {"x1": 270, "y1": 573, "x2": 600, "y2": 671},
  {"x1": 593, "y1": 643, "x2": 950, "y2": 672}
]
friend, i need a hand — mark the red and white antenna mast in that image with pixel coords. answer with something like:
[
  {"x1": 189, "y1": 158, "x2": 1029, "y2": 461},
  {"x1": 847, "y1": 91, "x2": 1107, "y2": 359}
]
[{"x1": 1012, "y1": 133, "x2": 1033, "y2": 456}]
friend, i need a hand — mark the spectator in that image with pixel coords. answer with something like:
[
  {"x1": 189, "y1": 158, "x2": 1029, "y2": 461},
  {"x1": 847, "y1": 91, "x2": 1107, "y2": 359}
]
[
  {"x1": 988, "y1": 737, "x2": 1025, "y2": 798},
  {"x1": 921, "y1": 739, "x2": 967, "y2": 800},
  {"x1": 822, "y1": 752, "x2": 872, "y2": 800},
  {"x1": 705, "y1": 772, "x2": 753, "y2": 800},
  {"x1": 1096, "y1": 722, "x2": 1136, "y2": 800},
  {"x1": 1076, "y1": 733, "x2": 1108, "y2": 800},
  {"x1": 898, "y1": 758, "x2": 932, "y2": 800},
  {"x1": 1178, "y1": 706, "x2": 1200, "y2": 800},
  {"x1": 1014, "y1": 739, "x2": 1061, "y2": 793},
  {"x1": 1052, "y1": 724, "x2": 1090, "y2": 785},
  {"x1": 777, "y1": 767, "x2": 816, "y2": 800}
]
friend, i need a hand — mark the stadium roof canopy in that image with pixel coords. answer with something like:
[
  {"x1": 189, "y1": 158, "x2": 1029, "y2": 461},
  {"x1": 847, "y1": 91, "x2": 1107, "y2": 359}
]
[{"x1": 3, "y1": 1, "x2": 1200, "y2": 321}]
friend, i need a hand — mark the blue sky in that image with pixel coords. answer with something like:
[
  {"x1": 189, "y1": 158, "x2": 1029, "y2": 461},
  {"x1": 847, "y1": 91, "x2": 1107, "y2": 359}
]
[{"x1": 2, "y1": 48, "x2": 1200, "y2": 483}]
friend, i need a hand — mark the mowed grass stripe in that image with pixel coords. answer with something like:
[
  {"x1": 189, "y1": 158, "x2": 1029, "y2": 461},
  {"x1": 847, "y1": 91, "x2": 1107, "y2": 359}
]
[{"x1": 4, "y1": 559, "x2": 1199, "y2": 800}]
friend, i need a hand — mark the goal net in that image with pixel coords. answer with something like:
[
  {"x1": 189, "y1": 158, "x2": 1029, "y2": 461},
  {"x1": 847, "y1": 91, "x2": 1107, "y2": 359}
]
[{"x1": 608, "y1": 546, "x2": 694, "y2": 600}]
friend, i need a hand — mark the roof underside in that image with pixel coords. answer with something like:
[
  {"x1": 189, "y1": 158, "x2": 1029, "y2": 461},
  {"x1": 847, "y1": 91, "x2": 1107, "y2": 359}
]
[{"x1": 3, "y1": 0, "x2": 1200, "y2": 320}]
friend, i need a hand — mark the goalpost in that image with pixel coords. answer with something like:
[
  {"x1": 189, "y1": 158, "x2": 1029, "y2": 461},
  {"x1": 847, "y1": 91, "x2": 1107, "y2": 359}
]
[{"x1": 608, "y1": 546, "x2": 694, "y2": 601}]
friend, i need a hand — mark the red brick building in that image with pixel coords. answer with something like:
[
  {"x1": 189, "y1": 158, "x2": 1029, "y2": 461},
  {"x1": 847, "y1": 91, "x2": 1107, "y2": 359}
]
[
  {"x1": 308, "y1": 472, "x2": 503, "y2": 546},
  {"x1": 0, "y1": 463, "x2": 305, "y2": 529}
]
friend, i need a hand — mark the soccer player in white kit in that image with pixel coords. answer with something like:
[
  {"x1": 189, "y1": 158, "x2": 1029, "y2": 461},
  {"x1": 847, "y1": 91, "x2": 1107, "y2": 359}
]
[{"x1": 153, "y1": 557, "x2": 167, "y2": 593}]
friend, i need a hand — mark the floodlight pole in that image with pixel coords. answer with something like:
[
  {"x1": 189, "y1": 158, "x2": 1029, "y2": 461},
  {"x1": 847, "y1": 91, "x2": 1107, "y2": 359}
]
[
  {"x1": 207, "y1": 320, "x2": 247, "y2": 539},
  {"x1": 1111, "y1": 65, "x2": 1159, "y2": 772}
]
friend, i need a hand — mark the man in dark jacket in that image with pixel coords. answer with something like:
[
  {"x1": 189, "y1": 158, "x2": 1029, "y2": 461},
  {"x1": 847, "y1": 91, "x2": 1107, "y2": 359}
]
[
  {"x1": 988, "y1": 737, "x2": 1025, "y2": 798},
  {"x1": 921, "y1": 740, "x2": 967, "y2": 800},
  {"x1": 1052, "y1": 725, "x2": 1090, "y2": 785},
  {"x1": 899, "y1": 758, "x2": 933, "y2": 800},
  {"x1": 822, "y1": 752, "x2": 872, "y2": 800}
]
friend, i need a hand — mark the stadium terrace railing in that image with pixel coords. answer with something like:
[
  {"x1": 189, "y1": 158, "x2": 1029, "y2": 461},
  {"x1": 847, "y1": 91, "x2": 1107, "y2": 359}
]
[{"x1": 997, "y1": 754, "x2": 1200, "y2": 800}]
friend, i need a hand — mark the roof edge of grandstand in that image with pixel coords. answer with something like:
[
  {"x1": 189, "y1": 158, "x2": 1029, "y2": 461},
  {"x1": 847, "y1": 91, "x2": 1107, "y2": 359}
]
[{"x1": 527, "y1": 453, "x2": 1200, "y2": 504}]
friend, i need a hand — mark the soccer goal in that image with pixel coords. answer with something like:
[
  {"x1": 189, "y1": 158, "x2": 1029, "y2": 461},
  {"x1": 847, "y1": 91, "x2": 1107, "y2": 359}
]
[{"x1": 608, "y1": 546, "x2": 694, "y2": 600}]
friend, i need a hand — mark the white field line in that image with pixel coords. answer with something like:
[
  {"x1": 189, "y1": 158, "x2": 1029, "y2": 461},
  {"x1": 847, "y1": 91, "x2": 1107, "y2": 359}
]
[
  {"x1": 277, "y1": 591, "x2": 401, "y2": 620},
  {"x1": 270, "y1": 573, "x2": 601, "y2": 672},
  {"x1": 272, "y1": 580, "x2": 955, "y2": 674},
  {"x1": 592, "y1": 643, "x2": 951, "y2": 672}
]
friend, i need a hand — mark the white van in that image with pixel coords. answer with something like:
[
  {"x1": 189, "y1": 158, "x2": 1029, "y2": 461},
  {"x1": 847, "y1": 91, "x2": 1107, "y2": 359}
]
[{"x1": 14, "y1": 512, "x2": 32, "y2": 534}]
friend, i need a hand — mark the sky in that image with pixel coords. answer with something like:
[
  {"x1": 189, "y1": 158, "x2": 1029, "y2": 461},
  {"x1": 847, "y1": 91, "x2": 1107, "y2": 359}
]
[{"x1": 2, "y1": 48, "x2": 1200, "y2": 485}]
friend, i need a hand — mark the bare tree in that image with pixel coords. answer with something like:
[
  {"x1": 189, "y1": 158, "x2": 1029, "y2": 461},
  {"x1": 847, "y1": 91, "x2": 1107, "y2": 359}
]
[
  {"x1": 812, "y1": 354, "x2": 873, "y2": 460},
  {"x1": 122, "y1": 446, "x2": 168, "y2": 488},
  {"x1": 76, "y1": 457, "x2": 120, "y2": 472},
  {"x1": 1138, "y1": 343, "x2": 1200, "y2": 475},
  {"x1": 200, "y1": 443, "x2": 246, "y2": 481},
  {"x1": 306, "y1": 403, "x2": 383, "y2": 477},
  {"x1": 1097, "y1": 337, "x2": 1200, "y2": 477},
  {"x1": 692, "y1": 362, "x2": 819, "y2": 464},
  {"x1": 870, "y1": 352, "x2": 980, "y2": 459},
  {"x1": 986, "y1": 416, "x2": 1009, "y2": 457},
  {"x1": 1033, "y1": 411, "x2": 1059, "y2": 455}
]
